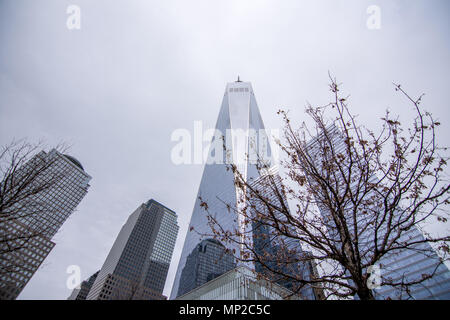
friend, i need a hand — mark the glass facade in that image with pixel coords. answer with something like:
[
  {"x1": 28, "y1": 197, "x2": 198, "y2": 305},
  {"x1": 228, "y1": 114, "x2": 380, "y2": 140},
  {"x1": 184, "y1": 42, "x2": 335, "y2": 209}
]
[
  {"x1": 86, "y1": 199, "x2": 178, "y2": 300},
  {"x1": 306, "y1": 125, "x2": 450, "y2": 299},
  {"x1": 13, "y1": 149, "x2": 91, "y2": 238},
  {"x1": 176, "y1": 266, "x2": 302, "y2": 300},
  {"x1": 177, "y1": 239, "x2": 236, "y2": 297},
  {"x1": 170, "y1": 81, "x2": 273, "y2": 299},
  {"x1": 0, "y1": 149, "x2": 91, "y2": 300},
  {"x1": 373, "y1": 227, "x2": 450, "y2": 299},
  {"x1": 67, "y1": 270, "x2": 99, "y2": 300},
  {"x1": 171, "y1": 81, "x2": 314, "y2": 299},
  {"x1": 249, "y1": 167, "x2": 319, "y2": 300}
]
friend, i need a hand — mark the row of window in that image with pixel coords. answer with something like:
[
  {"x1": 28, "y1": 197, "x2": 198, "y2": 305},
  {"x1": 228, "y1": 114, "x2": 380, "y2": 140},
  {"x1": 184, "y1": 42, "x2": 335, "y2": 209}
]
[{"x1": 229, "y1": 87, "x2": 250, "y2": 93}]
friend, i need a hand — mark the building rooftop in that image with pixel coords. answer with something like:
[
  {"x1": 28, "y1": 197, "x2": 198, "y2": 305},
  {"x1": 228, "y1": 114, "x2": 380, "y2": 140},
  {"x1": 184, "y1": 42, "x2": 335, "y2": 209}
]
[{"x1": 63, "y1": 154, "x2": 85, "y2": 171}]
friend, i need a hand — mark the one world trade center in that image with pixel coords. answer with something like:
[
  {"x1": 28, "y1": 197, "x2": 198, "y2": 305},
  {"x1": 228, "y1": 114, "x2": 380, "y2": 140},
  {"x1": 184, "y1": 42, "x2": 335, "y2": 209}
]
[{"x1": 170, "y1": 79, "x2": 278, "y2": 299}]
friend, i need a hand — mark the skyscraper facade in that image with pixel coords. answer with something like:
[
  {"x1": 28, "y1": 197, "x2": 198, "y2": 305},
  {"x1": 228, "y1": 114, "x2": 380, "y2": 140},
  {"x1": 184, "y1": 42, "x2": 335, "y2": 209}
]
[
  {"x1": 305, "y1": 125, "x2": 450, "y2": 299},
  {"x1": 177, "y1": 239, "x2": 236, "y2": 297},
  {"x1": 86, "y1": 199, "x2": 178, "y2": 300},
  {"x1": 249, "y1": 166, "x2": 320, "y2": 299},
  {"x1": 175, "y1": 266, "x2": 302, "y2": 300},
  {"x1": 171, "y1": 80, "x2": 301, "y2": 299},
  {"x1": 0, "y1": 149, "x2": 91, "y2": 300},
  {"x1": 67, "y1": 270, "x2": 99, "y2": 300}
]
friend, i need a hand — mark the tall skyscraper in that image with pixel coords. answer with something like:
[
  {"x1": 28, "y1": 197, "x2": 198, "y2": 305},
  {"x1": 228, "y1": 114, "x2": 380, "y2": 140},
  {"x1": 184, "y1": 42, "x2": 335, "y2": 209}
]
[
  {"x1": 86, "y1": 199, "x2": 179, "y2": 300},
  {"x1": 177, "y1": 239, "x2": 236, "y2": 297},
  {"x1": 171, "y1": 80, "x2": 295, "y2": 299},
  {"x1": 306, "y1": 125, "x2": 450, "y2": 299},
  {"x1": 0, "y1": 149, "x2": 91, "y2": 300}
]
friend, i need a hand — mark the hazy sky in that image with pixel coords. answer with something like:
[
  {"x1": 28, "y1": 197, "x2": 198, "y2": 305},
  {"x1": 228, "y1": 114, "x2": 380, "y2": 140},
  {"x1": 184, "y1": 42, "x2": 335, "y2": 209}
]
[{"x1": 0, "y1": 0, "x2": 449, "y2": 299}]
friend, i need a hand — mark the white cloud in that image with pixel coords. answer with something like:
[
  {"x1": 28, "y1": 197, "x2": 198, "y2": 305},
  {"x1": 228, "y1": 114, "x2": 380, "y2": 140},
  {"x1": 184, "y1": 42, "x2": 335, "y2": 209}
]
[{"x1": 0, "y1": 0, "x2": 448, "y2": 299}]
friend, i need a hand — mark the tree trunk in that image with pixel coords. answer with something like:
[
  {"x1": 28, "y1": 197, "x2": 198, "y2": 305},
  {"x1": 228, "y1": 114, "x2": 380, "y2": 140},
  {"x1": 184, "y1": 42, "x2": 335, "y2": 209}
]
[{"x1": 357, "y1": 286, "x2": 375, "y2": 300}]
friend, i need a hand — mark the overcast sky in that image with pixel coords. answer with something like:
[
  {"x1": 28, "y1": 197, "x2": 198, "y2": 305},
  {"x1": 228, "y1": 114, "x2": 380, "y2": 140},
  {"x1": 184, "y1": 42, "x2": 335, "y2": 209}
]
[{"x1": 0, "y1": 0, "x2": 449, "y2": 299}]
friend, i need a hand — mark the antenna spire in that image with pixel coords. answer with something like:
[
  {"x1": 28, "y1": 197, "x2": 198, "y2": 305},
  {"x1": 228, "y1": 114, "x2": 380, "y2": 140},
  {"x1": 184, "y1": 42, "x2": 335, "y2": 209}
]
[{"x1": 236, "y1": 76, "x2": 242, "y2": 82}]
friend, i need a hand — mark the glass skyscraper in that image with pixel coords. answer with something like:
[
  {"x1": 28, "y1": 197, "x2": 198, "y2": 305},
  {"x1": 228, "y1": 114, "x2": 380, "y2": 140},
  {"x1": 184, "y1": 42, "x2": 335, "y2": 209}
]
[
  {"x1": 86, "y1": 199, "x2": 179, "y2": 300},
  {"x1": 67, "y1": 270, "x2": 99, "y2": 300},
  {"x1": 0, "y1": 149, "x2": 91, "y2": 300},
  {"x1": 170, "y1": 80, "x2": 273, "y2": 299},
  {"x1": 249, "y1": 166, "x2": 321, "y2": 300},
  {"x1": 306, "y1": 125, "x2": 450, "y2": 299},
  {"x1": 171, "y1": 80, "x2": 314, "y2": 299},
  {"x1": 175, "y1": 266, "x2": 303, "y2": 300},
  {"x1": 177, "y1": 239, "x2": 236, "y2": 297}
]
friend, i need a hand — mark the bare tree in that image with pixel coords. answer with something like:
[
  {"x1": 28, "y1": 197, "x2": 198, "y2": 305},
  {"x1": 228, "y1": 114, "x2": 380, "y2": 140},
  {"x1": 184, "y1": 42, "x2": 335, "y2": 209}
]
[
  {"x1": 0, "y1": 140, "x2": 71, "y2": 278},
  {"x1": 198, "y1": 76, "x2": 450, "y2": 300}
]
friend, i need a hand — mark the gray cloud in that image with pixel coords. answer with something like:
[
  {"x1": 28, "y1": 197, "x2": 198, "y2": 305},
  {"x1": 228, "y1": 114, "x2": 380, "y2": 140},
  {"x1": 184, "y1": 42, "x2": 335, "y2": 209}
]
[{"x1": 0, "y1": 0, "x2": 448, "y2": 299}]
